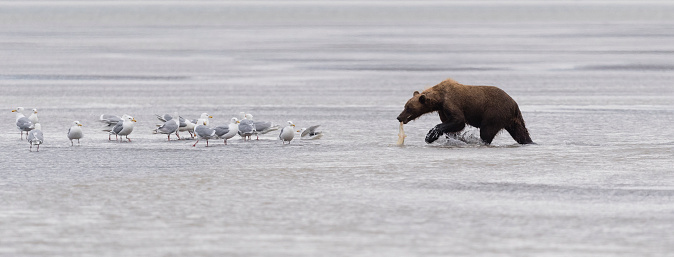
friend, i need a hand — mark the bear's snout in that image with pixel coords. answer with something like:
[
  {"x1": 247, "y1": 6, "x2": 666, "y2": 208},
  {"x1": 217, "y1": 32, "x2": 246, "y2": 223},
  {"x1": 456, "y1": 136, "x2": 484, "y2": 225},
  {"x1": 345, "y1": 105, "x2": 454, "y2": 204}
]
[{"x1": 396, "y1": 113, "x2": 410, "y2": 124}]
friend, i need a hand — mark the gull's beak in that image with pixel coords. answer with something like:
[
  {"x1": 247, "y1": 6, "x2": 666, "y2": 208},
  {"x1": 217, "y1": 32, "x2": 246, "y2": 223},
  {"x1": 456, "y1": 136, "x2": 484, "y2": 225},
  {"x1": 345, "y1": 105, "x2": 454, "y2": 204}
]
[
  {"x1": 236, "y1": 121, "x2": 240, "y2": 123},
  {"x1": 292, "y1": 124, "x2": 295, "y2": 127},
  {"x1": 78, "y1": 124, "x2": 83, "y2": 126},
  {"x1": 11, "y1": 110, "x2": 16, "y2": 112},
  {"x1": 132, "y1": 119, "x2": 137, "y2": 122},
  {"x1": 209, "y1": 116, "x2": 213, "y2": 119},
  {"x1": 296, "y1": 130, "x2": 300, "y2": 132}
]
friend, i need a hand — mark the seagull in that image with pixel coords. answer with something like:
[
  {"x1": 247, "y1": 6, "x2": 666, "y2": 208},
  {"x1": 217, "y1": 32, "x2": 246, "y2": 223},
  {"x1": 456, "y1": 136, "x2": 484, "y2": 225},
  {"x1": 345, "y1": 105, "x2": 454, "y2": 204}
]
[
  {"x1": 99, "y1": 114, "x2": 122, "y2": 132},
  {"x1": 28, "y1": 108, "x2": 39, "y2": 124},
  {"x1": 155, "y1": 113, "x2": 174, "y2": 123},
  {"x1": 214, "y1": 117, "x2": 240, "y2": 145},
  {"x1": 193, "y1": 120, "x2": 217, "y2": 147},
  {"x1": 12, "y1": 107, "x2": 34, "y2": 139},
  {"x1": 154, "y1": 112, "x2": 181, "y2": 141},
  {"x1": 238, "y1": 114, "x2": 256, "y2": 141},
  {"x1": 28, "y1": 123, "x2": 44, "y2": 152},
  {"x1": 250, "y1": 115, "x2": 280, "y2": 140},
  {"x1": 159, "y1": 114, "x2": 195, "y2": 138},
  {"x1": 67, "y1": 121, "x2": 84, "y2": 146},
  {"x1": 110, "y1": 114, "x2": 136, "y2": 142},
  {"x1": 195, "y1": 113, "x2": 213, "y2": 126},
  {"x1": 179, "y1": 117, "x2": 196, "y2": 138},
  {"x1": 299, "y1": 125, "x2": 323, "y2": 140},
  {"x1": 279, "y1": 121, "x2": 296, "y2": 144}
]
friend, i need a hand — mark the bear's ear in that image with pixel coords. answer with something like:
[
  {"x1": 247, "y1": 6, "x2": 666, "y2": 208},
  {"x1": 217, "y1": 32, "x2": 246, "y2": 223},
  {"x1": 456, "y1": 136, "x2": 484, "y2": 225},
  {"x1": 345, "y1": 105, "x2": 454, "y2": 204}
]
[
  {"x1": 419, "y1": 94, "x2": 427, "y2": 105},
  {"x1": 413, "y1": 91, "x2": 420, "y2": 96}
]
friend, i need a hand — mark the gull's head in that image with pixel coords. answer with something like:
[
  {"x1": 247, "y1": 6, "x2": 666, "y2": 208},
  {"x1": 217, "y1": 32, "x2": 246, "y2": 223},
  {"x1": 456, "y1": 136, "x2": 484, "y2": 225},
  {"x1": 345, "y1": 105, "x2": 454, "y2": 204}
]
[
  {"x1": 298, "y1": 128, "x2": 306, "y2": 133},
  {"x1": 287, "y1": 121, "x2": 295, "y2": 127},
  {"x1": 73, "y1": 121, "x2": 83, "y2": 126},
  {"x1": 231, "y1": 117, "x2": 239, "y2": 124},
  {"x1": 32, "y1": 108, "x2": 38, "y2": 114},
  {"x1": 12, "y1": 107, "x2": 24, "y2": 113},
  {"x1": 244, "y1": 114, "x2": 253, "y2": 120}
]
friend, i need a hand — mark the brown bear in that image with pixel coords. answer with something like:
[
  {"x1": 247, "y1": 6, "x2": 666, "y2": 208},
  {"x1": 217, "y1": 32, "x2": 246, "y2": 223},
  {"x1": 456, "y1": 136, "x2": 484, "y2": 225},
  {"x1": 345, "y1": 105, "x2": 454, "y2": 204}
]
[{"x1": 396, "y1": 78, "x2": 533, "y2": 145}]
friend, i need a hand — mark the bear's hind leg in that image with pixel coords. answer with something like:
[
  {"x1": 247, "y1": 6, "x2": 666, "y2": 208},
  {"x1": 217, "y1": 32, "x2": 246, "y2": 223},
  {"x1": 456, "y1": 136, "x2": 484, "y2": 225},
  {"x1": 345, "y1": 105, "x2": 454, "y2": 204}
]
[{"x1": 505, "y1": 120, "x2": 533, "y2": 144}]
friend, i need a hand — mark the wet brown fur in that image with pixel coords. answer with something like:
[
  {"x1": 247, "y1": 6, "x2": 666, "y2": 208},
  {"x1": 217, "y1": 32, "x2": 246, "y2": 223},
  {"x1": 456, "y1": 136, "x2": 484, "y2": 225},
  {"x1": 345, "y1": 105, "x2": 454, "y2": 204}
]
[{"x1": 397, "y1": 78, "x2": 533, "y2": 144}]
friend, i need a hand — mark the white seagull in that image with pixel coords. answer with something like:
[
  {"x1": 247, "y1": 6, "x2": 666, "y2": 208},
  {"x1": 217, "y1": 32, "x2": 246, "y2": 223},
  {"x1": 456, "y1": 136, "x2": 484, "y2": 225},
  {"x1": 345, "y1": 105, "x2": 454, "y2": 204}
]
[
  {"x1": 99, "y1": 114, "x2": 122, "y2": 132},
  {"x1": 238, "y1": 114, "x2": 256, "y2": 141},
  {"x1": 193, "y1": 120, "x2": 217, "y2": 147},
  {"x1": 28, "y1": 108, "x2": 39, "y2": 124},
  {"x1": 214, "y1": 117, "x2": 240, "y2": 145},
  {"x1": 67, "y1": 121, "x2": 84, "y2": 146},
  {"x1": 12, "y1": 107, "x2": 34, "y2": 139},
  {"x1": 279, "y1": 121, "x2": 296, "y2": 144},
  {"x1": 110, "y1": 114, "x2": 136, "y2": 142},
  {"x1": 250, "y1": 115, "x2": 280, "y2": 140},
  {"x1": 299, "y1": 125, "x2": 323, "y2": 140},
  {"x1": 28, "y1": 123, "x2": 44, "y2": 152},
  {"x1": 154, "y1": 112, "x2": 181, "y2": 141}
]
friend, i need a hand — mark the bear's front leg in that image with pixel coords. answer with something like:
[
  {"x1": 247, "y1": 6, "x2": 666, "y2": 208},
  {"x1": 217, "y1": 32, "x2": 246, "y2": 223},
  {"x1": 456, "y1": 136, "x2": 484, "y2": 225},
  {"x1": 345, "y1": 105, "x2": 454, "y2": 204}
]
[{"x1": 425, "y1": 121, "x2": 466, "y2": 144}]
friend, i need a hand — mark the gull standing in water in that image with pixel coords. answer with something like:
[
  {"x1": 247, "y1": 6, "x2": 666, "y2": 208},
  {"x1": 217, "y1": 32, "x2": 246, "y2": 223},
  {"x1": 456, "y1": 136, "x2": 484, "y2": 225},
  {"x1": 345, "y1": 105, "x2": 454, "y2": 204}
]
[
  {"x1": 251, "y1": 115, "x2": 280, "y2": 140},
  {"x1": 28, "y1": 123, "x2": 44, "y2": 152},
  {"x1": 12, "y1": 107, "x2": 34, "y2": 139},
  {"x1": 67, "y1": 121, "x2": 84, "y2": 146},
  {"x1": 110, "y1": 115, "x2": 136, "y2": 142},
  {"x1": 99, "y1": 114, "x2": 122, "y2": 132},
  {"x1": 238, "y1": 114, "x2": 256, "y2": 141},
  {"x1": 214, "y1": 117, "x2": 240, "y2": 145},
  {"x1": 154, "y1": 112, "x2": 181, "y2": 141},
  {"x1": 193, "y1": 120, "x2": 217, "y2": 147},
  {"x1": 28, "y1": 108, "x2": 39, "y2": 124},
  {"x1": 299, "y1": 125, "x2": 323, "y2": 140},
  {"x1": 279, "y1": 121, "x2": 296, "y2": 144}
]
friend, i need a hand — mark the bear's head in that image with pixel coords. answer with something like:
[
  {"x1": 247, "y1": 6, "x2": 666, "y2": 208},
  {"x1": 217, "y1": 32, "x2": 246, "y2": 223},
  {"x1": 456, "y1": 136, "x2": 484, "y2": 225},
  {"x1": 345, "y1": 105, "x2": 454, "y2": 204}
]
[{"x1": 397, "y1": 90, "x2": 439, "y2": 124}]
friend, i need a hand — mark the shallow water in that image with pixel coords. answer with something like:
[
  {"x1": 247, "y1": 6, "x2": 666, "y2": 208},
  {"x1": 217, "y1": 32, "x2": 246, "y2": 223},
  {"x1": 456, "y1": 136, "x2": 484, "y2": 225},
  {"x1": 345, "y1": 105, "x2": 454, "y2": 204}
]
[{"x1": 1, "y1": 2, "x2": 674, "y2": 256}]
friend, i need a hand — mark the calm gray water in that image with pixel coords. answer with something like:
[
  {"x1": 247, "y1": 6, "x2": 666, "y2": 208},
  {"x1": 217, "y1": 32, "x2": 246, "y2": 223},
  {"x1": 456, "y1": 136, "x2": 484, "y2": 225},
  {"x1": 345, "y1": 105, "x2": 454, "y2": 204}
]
[{"x1": 1, "y1": 2, "x2": 673, "y2": 256}]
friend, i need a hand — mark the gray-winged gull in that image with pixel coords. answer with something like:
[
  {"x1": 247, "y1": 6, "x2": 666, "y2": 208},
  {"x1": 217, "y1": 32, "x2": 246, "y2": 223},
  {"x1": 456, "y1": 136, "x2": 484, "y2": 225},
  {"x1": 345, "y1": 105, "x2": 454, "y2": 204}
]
[
  {"x1": 28, "y1": 123, "x2": 43, "y2": 152},
  {"x1": 154, "y1": 112, "x2": 181, "y2": 141},
  {"x1": 193, "y1": 120, "x2": 217, "y2": 147},
  {"x1": 214, "y1": 117, "x2": 240, "y2": 145},
  {"x1": 249, "y1": 114, "x2": 280, "y2": 140},
  {"x1": 110, "y1": 114, "x2": 136, "y2": 142},
  {"x1": 29, "y1": 108, "x2": 39, "y2": 124},
  {"x1": 67, "y1": 121, "x2": 84, "y2": 146},
  {"x1": 299, "y1": 125, "x2": 323, "y2": 140},
  {"x1": 99, "y1": 114, "x2": 122, "y2": 132},
  {"x1": 12, "y1": 107, "x2": 34, "y2": 139},
  {"x1": 279, "y1": 121, "x2": 296, "y2": 144},
  {"x1": 238, "y1": 114, "x2": 256, "y2": 141},
  {"x1": 195, "y1": 113, "x2": 213, "y2": 126},
  {"x1": 178, "y1": 117, "x2": 196, "y2": 138}
]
